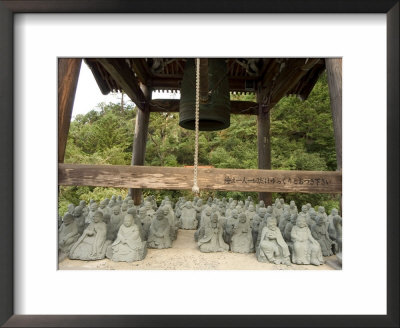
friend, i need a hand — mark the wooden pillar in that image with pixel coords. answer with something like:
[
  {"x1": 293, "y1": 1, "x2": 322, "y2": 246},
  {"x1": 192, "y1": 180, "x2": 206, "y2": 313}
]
[
  {"x1": 326, "y1": 58, "x2": 342, "y2": 213},
  {"x1": 129, "y1": 84, "x2": 151, "y2": 205},
  {"x1": 325, "y1": 58, "x2": 342, "y2": 171},
  {"x1": 58, "y1": 58, "x2": 82, "y2": 163},
  {"x1": 257, "y1": 93, "x2": 272, "y2": 205}
]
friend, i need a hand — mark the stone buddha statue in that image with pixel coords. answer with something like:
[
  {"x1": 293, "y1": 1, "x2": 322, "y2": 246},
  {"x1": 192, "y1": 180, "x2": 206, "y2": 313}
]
[
  {"x1": 289, "y1": 200, "x2": 298, "y2": 216},
  {"x1": 107, "y1": 205, "x2": 123, "y2": 241},
  {"x1": 106, "y1": 214, "x2": 147, "y2": 262},
  {"x1": 290, "y1": 216, "x2": 324, "y2": 266},
  {"x1": 58, "y1": 213, "x2": 79, "y2": 261},
  {"x1": 69, "y1": 211, "x2": 111, "y2": 260},
  {"x1": 311, "y1": 215, "x2": 334, "y2": 256},
  {"x1": 257, "y1": 216, "x2": 291, "y2": 265},
  {"x1": 72, "y1": 205, "x2": 86, "y2": 235},
  {"x1": 147, "y1": 210, "x2": 172, "y2": 249},
  {"x1": 179, "y1": 201, "x2": 198, "y2": 230},
  {"x1": 198, "y1": 214, "x2": 229, "y2": 253},
  {"x1": 230, "y1": 213, "x2": 254, "y2": 253}
]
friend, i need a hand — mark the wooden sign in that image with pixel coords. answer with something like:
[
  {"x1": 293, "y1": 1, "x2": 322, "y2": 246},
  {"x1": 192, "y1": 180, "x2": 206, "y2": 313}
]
[{"x1": 59, "y1": 164, "x2": 342, "y2": 194}]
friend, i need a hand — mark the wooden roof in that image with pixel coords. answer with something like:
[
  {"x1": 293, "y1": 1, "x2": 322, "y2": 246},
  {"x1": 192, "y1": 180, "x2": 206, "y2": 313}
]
[{"x1": 84, "y1": 58, "x2": 326, "y2": 111}]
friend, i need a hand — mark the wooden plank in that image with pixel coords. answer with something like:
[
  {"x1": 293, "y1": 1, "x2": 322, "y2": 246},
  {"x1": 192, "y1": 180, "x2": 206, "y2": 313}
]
[
  {"x1": 130, "y1": 83, "x2": 151, "y2": 205},
  {"x1": 325, "y1": 58, "x2": 342, "y2": 171},
  {"x1": 149, "y1": 99, "x2": 258, "y2": 115},
  {"x1": 58, "y1": 58, "x2": 82, "y2": 163},
  {"x1": 96, "y1": 58, "x2": 146, "y2": 111},
  {"x1": 59, "y1": 164, "x2": 342, "y2": 194},
  {"x1": 130, "y1": 58, "x2": 150, "y2": 85}
]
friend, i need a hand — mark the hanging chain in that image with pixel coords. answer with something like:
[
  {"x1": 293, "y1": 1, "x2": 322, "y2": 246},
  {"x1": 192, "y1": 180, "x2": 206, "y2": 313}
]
[{"x1": 192, "y1": 58, "x2": 200, "y2": 194}]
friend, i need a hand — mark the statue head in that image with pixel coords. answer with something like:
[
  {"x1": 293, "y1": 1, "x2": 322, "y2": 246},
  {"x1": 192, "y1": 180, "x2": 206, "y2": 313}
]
[
  {"x1": 259, "y1": 200, "x2": 265, "y2": 207},
  {"x1": 306, "y1": 203, "x2": 312, "y2": 210},
  {"x1": 301, "y1": 205, "x2": 308, "y2": 213},
  {"x1": 111, "y1": 195, "x2": 116, "y2": 201},
  {"x1": 117, "y1": 195, "x2": 122, "y2": 202},
  {"x1": 104, "y1": 198, "x2": 110, "y2": 206},
  {"x1": 330, "y1": 208, "x2": 338, "y2": 216},
  {"x1": 197, "y1": 199, "x2": 203, "y2": 206},
  {"x1": 205, "y1": 207, "x2": 212, "y2": 216},
  {"x1": 127, "y1": 207, "x2": 137, "y2": 216},
  {"x1": 62, "y1": 213, "x2": 74, "y2": 225},
  {"x1": 99, "y1": 200, "x2": 106, "y2": 209},
  {"x1": 145, "y1": 201, "x2": 152, "y2": 210},
  {"x1": 162, "y1": 206, "x2": 169, "y2": 216},
  {"x1": 309, "y1": 209, "x2": 317, "y2": 219},
  {"x1": 318, "y1": 206, "x2": 325, "y2": 214},
  {"x1": 296, "y1": 216, "x2": 307, "y2": 228},
  {"x1": 185, "y1": 201, "x2": 192, "y2": 209},
  {"x1": 108, "y1": 199, "x2": 116, "y2": 208},
  {"x1": 232, "y1": 209, "x2": 239, "y2": 219},
  {"x1": 127, "y1": 199, "x2": 134, "y2": 208},
  {"x1": 113, "y1": 206, "x2": 120, "y2": 215},
  {"x1": 238, "y1": 200, "x2": 244, "y2": 207},
  {"x1": 289, "y1": 200, "x2": 296, "y2": 208},
  {"x1": 73, "y1": 206, "x2": 83, "y2": 217},
  {"x1": 290, "y1": 213, "x2": 298, "y2": 224},
  {"x1": 248, "y1": 204, "x2": 255, "y2": 212},
  {"x1": 121, "y1": 203, "x2": 128, "y2": 211},
  {"x1": 90, "y1": 202, "x2": 98, "y2": 211},
  {"x1": 139, "y1": 207, "x2": 146, "y2": 216},
  {"x1": 67, "y1": 204, "x2": 75, "y2": 214},
  {"x1": 276, "y1": 202, "x2": 282, "y2": 209},
  {"x1": 280, "y1": 198, "x2": 285, "y2": 205},
  {"x1": 156, "y1": 210, "x2": 164, "y2": 221},
  {"x1": 123, "y1": 214, "x2": 134, "y2": 227},
  {"x1": 333, "y1": 215, "x2": 342, "y2": 226},
  {"x1": 266, "y1": 206, "x2": 273, "y2": 214},
  {"x1": 79, "y1": 200, "x2": 86, "y2": 207},
  {"x1": 266, "y1": 217, "x2": 277, "y2": 230},
  {"x1": 258, "y1": 207, "x2": 267, "y2": 217},
  {"x1": 239, "y1": 213, "x2": 247, "y2": 223},
  {"x1": 93, "y1": 211, "x2": 103, "y2": 223}
]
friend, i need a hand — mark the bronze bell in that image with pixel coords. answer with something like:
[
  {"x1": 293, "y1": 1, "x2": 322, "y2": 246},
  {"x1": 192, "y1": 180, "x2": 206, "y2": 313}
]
[{"x1": 179, "y1": 58, "x2": 230, "y2": 131}]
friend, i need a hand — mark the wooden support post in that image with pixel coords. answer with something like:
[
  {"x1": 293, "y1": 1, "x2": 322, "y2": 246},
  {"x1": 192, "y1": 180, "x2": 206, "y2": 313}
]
[
  {"x1": 129, "y1": 84, "x2": 151, "y2": 205},
  {"x1": 325, "y1": 58, "x2": 342, "y2": 171},
  {"x1": 326, "y1": 58, "x2": 342, "y2": 213},
  {"x1": 58, "y1": 58, "x2": 82, "y2": 163},
  {"x1": 257, "y1": 93, "x2": 272, "y2": 205}
]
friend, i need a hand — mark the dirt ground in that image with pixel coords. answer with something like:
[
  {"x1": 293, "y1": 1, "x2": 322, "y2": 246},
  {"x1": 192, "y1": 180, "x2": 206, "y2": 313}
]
[{"x1": 59, "y1": 229, "x2": 339, "y2": 270}]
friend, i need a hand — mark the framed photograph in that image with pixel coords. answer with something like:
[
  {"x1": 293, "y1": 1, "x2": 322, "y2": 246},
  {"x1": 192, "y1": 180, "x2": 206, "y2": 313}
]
[{"x1": 0, "y1": 1, "x2": 398, "y2": 327}]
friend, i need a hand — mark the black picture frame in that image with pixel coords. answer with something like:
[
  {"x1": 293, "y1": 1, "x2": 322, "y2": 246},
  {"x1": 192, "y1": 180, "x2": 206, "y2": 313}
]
[{"x1": 0, "y1": 1, "x2": 398, "y2": 327}]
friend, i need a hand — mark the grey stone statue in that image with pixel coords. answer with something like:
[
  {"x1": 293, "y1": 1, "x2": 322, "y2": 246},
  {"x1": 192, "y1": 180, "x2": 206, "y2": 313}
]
[
  {"x1": 72, "y1": 205, "x2": 86, "y2": 235},
  {"x1": 179, "y1": 201, "x2": 198, "y2": 230},
  {"x1": 283, "y1": 213, "x2": 297, "y2": 242},
  {"x1": 198, "y1": 213, "x2": 229, "y2": 253},
  {"x1": 194, "y1": 207, "x2": 212, "y2": 242},
  {"x1": 311, "y1": 215, "x2": 334, "y2": 256},
  {"x1": 230, "y1": 213, "x2": 254, "y2": 253},
  {"x1": 107, "y1": 205, "x2": 123, "y2": 241},
  {"x1": 278, "y1": 211, "x2": 291, "y2": 235},
  {"x1": 58, "y1": 213, "x2": 79, "y2": 261},
  {"x1": 138, "y1": 206, "x2": 152, "y2": 240},
  {"x1": 106, "y1": 214, "x2": 147, "y2": 262},
  {"x1": 289, "y1": 200, "x2": 298, "y2": 216},
  {"x1": 85, "y1": 202, "x2": 99, "y2": 225},
  {"x1": 257, "y1": 217, "x2": 291, "y2": 265},
  {"x1": 291, "y1": 216, "x2": 324, "y2": 266},
  {"x1": 69, "y1": 211, "x2": 111, "y2": 260},
  {"x1": 224, "y1": 209, "x2": 239, "y2": 245},
  {"x1": 147, "y1": 210, "x2": 172, "y2": 249}
]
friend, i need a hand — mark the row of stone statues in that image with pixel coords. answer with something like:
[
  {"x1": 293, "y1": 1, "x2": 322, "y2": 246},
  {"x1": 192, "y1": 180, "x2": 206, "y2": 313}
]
[{"x1": 59, "y1": 195, "x2": 342, "y2": 266}]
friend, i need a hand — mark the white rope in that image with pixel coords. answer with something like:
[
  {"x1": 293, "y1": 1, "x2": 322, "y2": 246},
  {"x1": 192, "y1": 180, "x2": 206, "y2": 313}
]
[{"x1": 192, "y1": 58, "x2": 200, "y2": 194}]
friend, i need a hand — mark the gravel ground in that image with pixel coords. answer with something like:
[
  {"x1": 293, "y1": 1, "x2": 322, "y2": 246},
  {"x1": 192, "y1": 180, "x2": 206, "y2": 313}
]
[{"x1": 59, "y1": 229, "x2": 339, "y2": 270}]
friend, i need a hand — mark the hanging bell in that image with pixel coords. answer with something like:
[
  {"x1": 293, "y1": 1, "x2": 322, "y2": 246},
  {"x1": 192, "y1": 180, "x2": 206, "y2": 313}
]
[{"x1": 179, "y1": 58, "x2": 230, "y2": 131}]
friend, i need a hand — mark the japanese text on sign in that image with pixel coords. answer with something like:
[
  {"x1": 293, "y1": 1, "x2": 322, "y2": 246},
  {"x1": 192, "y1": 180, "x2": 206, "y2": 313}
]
[{"x1": 223, "y1": 176, "x2": 329, "y2": 185}]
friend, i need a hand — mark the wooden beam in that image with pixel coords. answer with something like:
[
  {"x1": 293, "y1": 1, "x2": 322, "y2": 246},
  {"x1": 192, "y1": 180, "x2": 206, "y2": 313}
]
[
  {"x1": 130, "y1": 58, "x2": 151, "y2": 85},
  {"x1": 58, "y1": 164, "x2": 342, "y2": 194},
  {"x1": 97, "y1": 58, "x2": 146, "y2": 111},
  {"x1": 256, "y1": 92, "x2": 272, "y2": 205},
  {"x1": 325, "y1": 58, "x2": 342, "y2": 171},
  {"x1": 149, "y1": 99, "x2": 258, "y2": 115},
  {"x1": 130, "y1": 83, "x2": 151, "y2": 205},
  {"x1": 58, "y1": 58, "x2": 82, "y2": 163}
]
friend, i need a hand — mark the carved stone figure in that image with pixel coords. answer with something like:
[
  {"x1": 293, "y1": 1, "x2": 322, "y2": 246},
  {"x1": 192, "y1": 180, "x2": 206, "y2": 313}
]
[
  {"x1": 245, "y1": 204, "x2": 256, "y2": 225},
  {"x1": 179, "y1": 201, "x2": 198, "y2": 230},
  {"x1": 230, "y1": 213, "x2": 254, "y2": 253},
  {"x1": 162, "y1": 204, "x2": 178, "y2": 240},
  {"x1": 194, "y1": 207, "x2": 212, "y2": 242},
  {"x1": 147, "y1": 210, "x2": 172, "y2": 249},
  {"x1": 58, "y1": 213, "x2": 79, "y2": 260},
  {"x1": 278, "y1": 211, "x2": 291, "y2": 235},
  {"x1": 272, "y1": 202, "x2": 283, "y2": 223},
  {"x1": 198, "y1": 214, "x2": 229, "y2": 253},
  {"x1": 73, "y1": 205, "x2": 86, "y2": 235},
  {"x1": 283, "y1": 213, "x2": 297, "y2": 242},
  {"x1": 327, "y1": 208, "x2": 339, "y2": 231},
  {"x1": 311, "y1": 215, "x2": 334, "y2": 256},
  {"x1": 257, "y1": 217, "x2": 291, "y2": 265},
  {"x1": 85, "y1": 202, "x2": 99, "y2": 225},
  {"x1": 79, "y1": 200, "x2": 89, "y2": 218},
  {"x1": 298, "y1": 205, "x2": 313, "y2": 228},
  {"x1": 69, "y1": 211, "x2": 111, "y2": 260},
  {"x1": 107, "y1": 206, "x2": 123, "y2": 241},
  {"x1": 106, "y1": 214, "x2": 147, "y2": 262},
  {"x1": 223, "y1": 209, "x2": 239, "y2": 245},
  {"x1": 289, "y1": 200, "x2": 298, "y2": 216},
  {"x1": 331, "y1": 215, "x2": 342, "y2": 256},
  {"x1": 251, "y1": 207, "x2": 267, "y2": 248},
  {"x1": 291, "y1": 216, "x2": 324, "y2": 265},
  {"x1": 138, "y1": 207, "x2": 152, "y2": 240}
]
